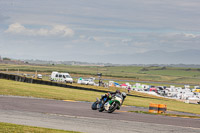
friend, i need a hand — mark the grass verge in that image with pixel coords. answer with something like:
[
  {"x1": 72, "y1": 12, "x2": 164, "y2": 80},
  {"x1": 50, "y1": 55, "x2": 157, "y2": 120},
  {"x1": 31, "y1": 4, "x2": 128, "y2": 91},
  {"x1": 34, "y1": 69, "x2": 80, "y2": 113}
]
[{"x1": 0, "y1": 122, "x2": 81, "y2": 133}]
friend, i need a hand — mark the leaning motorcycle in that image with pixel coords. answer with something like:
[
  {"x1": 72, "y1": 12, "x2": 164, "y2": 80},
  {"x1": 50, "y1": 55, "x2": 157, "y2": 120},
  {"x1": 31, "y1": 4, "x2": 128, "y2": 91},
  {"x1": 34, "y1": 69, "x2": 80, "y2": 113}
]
[
  {"x1": 103, "y1": 93, "x2": 123, "y2": 113},
  {"x1": 92, "y1": 92, "x2": 126, "y2": 113}
]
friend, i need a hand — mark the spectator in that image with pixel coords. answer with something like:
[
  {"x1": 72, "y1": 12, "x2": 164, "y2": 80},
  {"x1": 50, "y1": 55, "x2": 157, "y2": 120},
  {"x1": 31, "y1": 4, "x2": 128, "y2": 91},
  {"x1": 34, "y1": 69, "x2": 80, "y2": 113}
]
[{"x1": 128, "y1": 86, "x2": 131, "y2": 93}]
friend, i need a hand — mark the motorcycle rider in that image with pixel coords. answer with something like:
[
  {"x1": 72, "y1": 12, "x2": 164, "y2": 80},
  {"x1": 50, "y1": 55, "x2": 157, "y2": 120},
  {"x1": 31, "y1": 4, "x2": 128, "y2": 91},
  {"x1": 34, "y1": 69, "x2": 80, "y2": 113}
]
[
  {"x1": 121, "y1": 92, "x2": 127, "y2": 105},
  {"x1": 99, "y1": 89, "x2": 126, "y2": 108}
]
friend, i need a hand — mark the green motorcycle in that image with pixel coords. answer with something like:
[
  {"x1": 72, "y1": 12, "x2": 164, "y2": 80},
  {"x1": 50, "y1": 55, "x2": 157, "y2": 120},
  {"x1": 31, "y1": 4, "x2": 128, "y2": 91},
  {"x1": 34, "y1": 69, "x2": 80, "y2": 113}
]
[{"x1": 104, "y1": 93, "x2": 124, "y2": 113}]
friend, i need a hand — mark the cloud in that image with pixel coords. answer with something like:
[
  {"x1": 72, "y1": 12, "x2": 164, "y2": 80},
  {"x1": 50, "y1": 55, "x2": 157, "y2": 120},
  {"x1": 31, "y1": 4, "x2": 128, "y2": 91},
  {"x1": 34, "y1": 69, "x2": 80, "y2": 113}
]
[
  {"x1": 160, "y1": 32, "x2": 200, "y2": 40},
  {"x1": 104, "y1": 42, "x2": 116, "y2": 47},
  {"x1": 121, "y1": 39, "x2": 132, "y2": 43},
  {"x1": 5, "y1": 23, "x2": 74, "y2": 37},
  {"x1": 79, "y1": 35, "x2": 102, "y2": 42},
  {"x1": 183, "y1": 33, "x2": 199, "y2": 38}
]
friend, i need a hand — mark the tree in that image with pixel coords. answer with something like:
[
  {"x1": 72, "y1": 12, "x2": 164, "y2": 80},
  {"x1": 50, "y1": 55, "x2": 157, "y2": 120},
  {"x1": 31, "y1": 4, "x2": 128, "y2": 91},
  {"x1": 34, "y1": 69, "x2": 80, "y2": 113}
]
[{"x1": 3, "y1": 57, "x2": 11, "y2": 61}]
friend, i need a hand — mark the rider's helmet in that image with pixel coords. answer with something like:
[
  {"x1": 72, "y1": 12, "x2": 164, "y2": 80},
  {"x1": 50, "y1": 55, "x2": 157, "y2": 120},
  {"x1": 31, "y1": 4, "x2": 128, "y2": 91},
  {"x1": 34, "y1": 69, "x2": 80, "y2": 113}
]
[
  {"x1": 122, "y1": 92, "x2": 127, "y2": 97},
  {"x1": 115, "y1": 89, "x2": 121, "y2": 94}
]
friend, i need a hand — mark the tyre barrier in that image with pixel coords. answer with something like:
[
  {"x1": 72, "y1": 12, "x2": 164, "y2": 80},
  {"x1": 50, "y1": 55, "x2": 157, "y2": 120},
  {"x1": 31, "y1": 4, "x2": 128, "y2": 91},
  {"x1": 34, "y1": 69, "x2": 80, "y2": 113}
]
[
  {"x1": 149, "y1": 103, "x2": 158, "y2": 113},
  {"x1": 149, "y1": 103, "x2": 167, "y2": 113},
  {"x1": 158, "y1": 104, "x2": 167, "y2": 113}
]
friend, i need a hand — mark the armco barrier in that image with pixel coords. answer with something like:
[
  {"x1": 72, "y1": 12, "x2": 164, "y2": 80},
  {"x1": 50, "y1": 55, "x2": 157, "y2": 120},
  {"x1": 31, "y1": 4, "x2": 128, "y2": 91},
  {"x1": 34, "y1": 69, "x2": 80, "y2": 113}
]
[
  {"x1": 0, "y1": 72, "x2": 139, "y2": 97},
  {"x1": 0, "y1": 72, "x2": 108, "y2": 93}
]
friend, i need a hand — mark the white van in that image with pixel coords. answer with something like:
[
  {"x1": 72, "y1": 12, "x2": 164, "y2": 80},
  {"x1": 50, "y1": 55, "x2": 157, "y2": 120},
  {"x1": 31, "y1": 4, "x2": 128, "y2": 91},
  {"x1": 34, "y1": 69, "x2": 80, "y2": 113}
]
[{"x1": 50, "y1": 71, "x2": 73, "y2": 83}]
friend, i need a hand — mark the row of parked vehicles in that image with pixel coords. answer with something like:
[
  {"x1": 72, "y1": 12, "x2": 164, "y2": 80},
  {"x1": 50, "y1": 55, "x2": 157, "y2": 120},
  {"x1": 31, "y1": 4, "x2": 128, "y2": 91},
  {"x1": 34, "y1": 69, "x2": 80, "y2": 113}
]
[{"x1": 50, "y1": 71, "x2": 95, "y2": 85}]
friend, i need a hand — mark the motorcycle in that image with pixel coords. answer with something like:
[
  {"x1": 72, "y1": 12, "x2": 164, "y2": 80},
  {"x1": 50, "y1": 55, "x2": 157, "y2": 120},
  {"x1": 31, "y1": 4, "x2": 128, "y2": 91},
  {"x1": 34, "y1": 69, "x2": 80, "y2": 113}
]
[
  {"x1": 103, "y1": 93, "x2": 123, "y2": 113},
  {"x1": 91, "y1": 93, "x2": 125, "y2": 113}
]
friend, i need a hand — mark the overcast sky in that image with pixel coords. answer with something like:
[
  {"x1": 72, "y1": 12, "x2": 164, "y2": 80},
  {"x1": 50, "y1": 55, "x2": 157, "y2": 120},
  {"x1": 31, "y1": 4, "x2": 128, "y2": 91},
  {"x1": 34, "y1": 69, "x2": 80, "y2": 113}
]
[{"x1": 0, "y1": 0, "x2": 200, "y2": 63}]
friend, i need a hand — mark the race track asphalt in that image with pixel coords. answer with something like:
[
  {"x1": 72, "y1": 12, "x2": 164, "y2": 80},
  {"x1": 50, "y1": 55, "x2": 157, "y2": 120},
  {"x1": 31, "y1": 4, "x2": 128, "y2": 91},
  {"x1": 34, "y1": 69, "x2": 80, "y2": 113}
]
[{"x1": 0, "y1": 95, "x2": 200, "y2": 133}]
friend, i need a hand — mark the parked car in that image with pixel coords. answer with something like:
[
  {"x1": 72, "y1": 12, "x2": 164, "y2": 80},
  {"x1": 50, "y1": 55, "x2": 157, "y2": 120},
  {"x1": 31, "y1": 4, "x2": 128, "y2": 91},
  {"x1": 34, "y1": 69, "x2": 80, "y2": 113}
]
[
  {"x1": 37, "y1": 74, "x2": 42, "y2": 79},
  {"x1": 77, "y1": 77, "x2": 95, "y2": 85}
]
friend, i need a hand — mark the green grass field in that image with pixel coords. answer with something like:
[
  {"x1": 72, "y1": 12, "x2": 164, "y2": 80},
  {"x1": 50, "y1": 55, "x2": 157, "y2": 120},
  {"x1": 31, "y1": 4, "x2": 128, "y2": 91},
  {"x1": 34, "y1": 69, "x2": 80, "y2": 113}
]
[
  {"x1": 1, "y1": 64, "x2": 200, "y2": 85},
  {"x1": 0, "y1": 122, "x2": 80, "y2": 133},
  {"x1": 0, "y1": 79, "x2": 199, "y2": 114}
]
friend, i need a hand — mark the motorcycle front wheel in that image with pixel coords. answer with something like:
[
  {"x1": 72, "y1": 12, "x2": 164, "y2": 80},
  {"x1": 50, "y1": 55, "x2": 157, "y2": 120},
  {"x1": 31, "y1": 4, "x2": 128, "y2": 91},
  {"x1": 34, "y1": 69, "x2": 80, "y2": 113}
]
[{"x1": 108, "y1": 102, "x2": 119, "y2": 113}]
